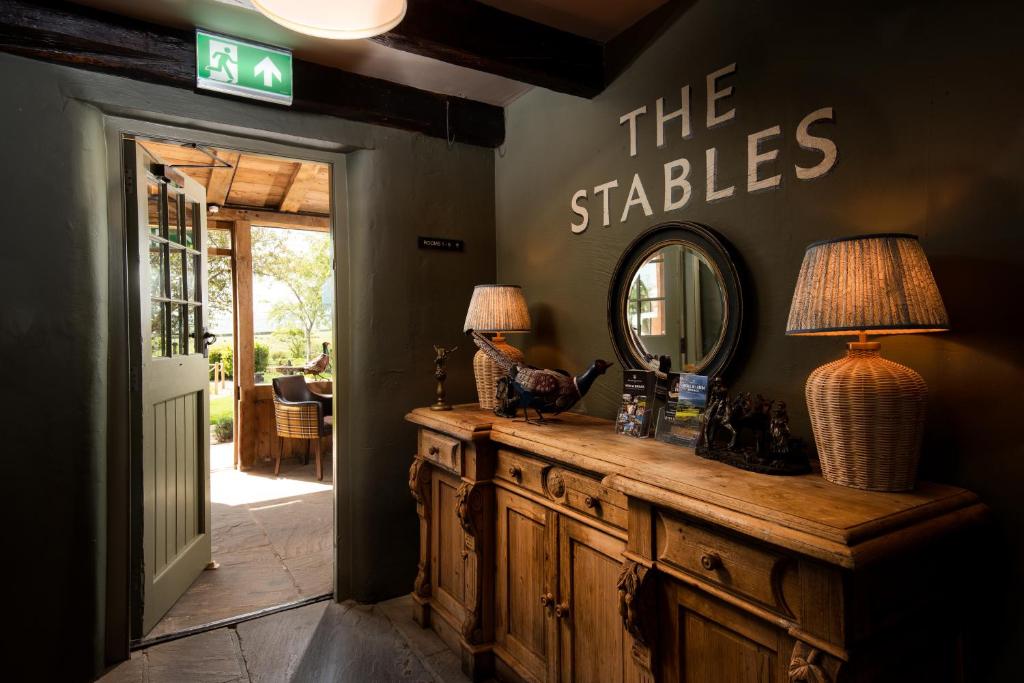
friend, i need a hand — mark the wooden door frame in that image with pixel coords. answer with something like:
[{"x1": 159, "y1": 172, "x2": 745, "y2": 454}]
[{"x1": 102, "y1": 116, "x2": 351, "y2": 663}]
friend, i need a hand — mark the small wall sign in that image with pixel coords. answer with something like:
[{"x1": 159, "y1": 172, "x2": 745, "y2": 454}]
[
  {"x1": 418, "y1": 237, "x2": 464, "y2": 252},
  {"x1": 196, "y1": 30, "x2": 293, "y2": 106}
]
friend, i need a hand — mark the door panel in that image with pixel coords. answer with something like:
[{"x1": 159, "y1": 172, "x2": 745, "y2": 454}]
[
  {"x1": 682, "y1": 611, "x2": 773, "y2": 683},
  {"x1": 557, "y1": 517, "x2": 634, "y2": 683},
  {"x1": 496, "y1": 488, "x2": 557, "y2": 683},
  {"x1": 658, "y1": 577, "x2": 785, "y2": 683},
  {"x1": 431, "y1": 469, "x2": 468, "y2": 619},
  {"x1": 127, "y1": 141, "x2": 213, "y2": 636}
]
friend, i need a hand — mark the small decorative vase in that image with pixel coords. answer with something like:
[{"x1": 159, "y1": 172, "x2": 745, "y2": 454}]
[{"x1": 805, "y1": 342, "x2": 927, "y2": 492}]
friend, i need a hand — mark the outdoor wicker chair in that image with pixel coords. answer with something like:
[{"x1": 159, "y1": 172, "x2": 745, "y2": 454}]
[{"x1": 271, "y1": 375, "x2": 332, "y2": 481}]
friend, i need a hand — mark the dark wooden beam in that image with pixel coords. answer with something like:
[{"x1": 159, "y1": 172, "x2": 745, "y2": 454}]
[
  {"x1": 605, "y1": 0, "x2": 696, "y2": 82},
  {"x1": 0, "y1": 0, "x2": 504, "y2": 147},
  {"x1": 371, "y1": 0, "x2": 605, "y2": 98}
]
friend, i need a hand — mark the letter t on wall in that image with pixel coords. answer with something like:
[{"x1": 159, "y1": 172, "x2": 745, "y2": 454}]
[{"x1": 619, "y1": 106, "x2": 648, "y2": 158}]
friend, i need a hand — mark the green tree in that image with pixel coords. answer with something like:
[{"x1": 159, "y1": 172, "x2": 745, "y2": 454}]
[
  {"x1": 207, "y1": 228, "x2": 233, "y2": 319},
  {"x1": 253, "y1": 229, "x2": 332, "y2": 360}
]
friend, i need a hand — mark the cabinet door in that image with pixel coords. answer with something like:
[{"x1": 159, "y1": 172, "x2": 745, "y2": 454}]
[
  {"x1": 557, "y1": 517, "x2": 636, "y2": 683},
  {"x1": 496, "y1": 488, "x2": 558, "y2": 683},
  {"x1": 658, "y1": 577, "x2": 788, "y2": 683},
  {"x1": 431, "y1": 469, "x2": 468, "y2": 620}
]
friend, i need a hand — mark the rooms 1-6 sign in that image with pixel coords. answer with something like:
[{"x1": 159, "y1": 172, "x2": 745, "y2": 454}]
[{"x1": 569, "y1": 63, "x2": 837, "y2": 234}]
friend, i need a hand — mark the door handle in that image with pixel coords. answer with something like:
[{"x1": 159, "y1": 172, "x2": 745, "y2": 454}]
[
  {"x1": 200, "y1": 330, "x2": 217, "y2": 349},
  {"x1": 554, "y1": 602, "x2": 570, "y2": 619}
]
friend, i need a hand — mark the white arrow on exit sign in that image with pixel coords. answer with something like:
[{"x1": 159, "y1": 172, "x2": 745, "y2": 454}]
[{"x1": 254, "y1": 56, "x2": 283, "y2": 88}]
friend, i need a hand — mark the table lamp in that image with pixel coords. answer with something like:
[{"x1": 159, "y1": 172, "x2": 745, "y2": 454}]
[
  {"x1": 786, "y1": 233, "x2": 949, "y2": 491},
  {"x1": 463, "y1": 285, "x2": 531, "y2": 409}
]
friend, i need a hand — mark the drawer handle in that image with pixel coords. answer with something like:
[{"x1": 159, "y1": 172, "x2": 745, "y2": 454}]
[
  {"x1": 554, "y1": 602, "x2": 570, "y2": 619},
  {"x1": 508, "y1": 465, "x2": 522, "y2": 481},
  {"x1": 700, "y1": 553, "x2": 722, "y2": 571},
  {"x1": 583, "y1": 495, "x2": 598, "y2": 509},
  {"x1": 540, "y1": 593, "x2": 553, "y2": 608},
  {"x1": 428, "y1": 446, "x2": 440, "y2": 456}
]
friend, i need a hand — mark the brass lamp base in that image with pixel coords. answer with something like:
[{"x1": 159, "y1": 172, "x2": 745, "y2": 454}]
[
  {"x1": 473, "y1": 333, "x2": 523, "y2": 409},
  {"x1": 806, "y1": 341, "x2": 927, "y2": 492}
]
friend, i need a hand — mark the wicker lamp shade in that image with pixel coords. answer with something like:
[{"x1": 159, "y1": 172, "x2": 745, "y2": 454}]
[
  {"x1": 786, "y1": 234, "x2": 948, "y2": 492},
  {"x1": 464, "y1": 285, "x2": 531, "y2": 409}
]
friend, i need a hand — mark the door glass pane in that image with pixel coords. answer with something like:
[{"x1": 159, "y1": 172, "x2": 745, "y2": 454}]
[
  {"x1": 170, "y1": 304, "x2": 183, "y2": 356},
  {"x1": 147, "y1": 181, "x2": 162, "y2": 237},
  {"x1": 169, "y1": 248, "x2": 185, "y2": 301},
  {"x1": 167, "y1": 192, "x2": 181, "y2": 244},
  {"x1": 149, "y1": 240, "x2": 166, "y2": 298},
  {"x1": 183, "y1": 201, "x2": 196, "y2": 249},
  {"x1": 192, "y1": 254, "x2": 202, "y2": 303},
  {"x1": 151, "y1": 302, "x2": 165, "y2": 357}
]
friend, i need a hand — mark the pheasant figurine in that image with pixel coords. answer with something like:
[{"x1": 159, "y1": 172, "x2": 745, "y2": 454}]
[{"x1": 468, "y1": 330, "x2": 612, "y2": 423}]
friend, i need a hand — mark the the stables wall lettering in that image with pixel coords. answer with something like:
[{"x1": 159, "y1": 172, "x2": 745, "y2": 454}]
[{"x1": 569, "y1": 62, "x2": 838, "y2": 234}]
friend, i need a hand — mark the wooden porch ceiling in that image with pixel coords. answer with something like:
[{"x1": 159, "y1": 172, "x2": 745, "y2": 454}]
[{"x1": 141, "y1": 141, "x2": 330, "y2": 217}]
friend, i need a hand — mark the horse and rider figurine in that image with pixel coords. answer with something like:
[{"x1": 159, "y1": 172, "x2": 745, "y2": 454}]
[{"x1": 696, "y1": 377, "x2": 809, "y2": 475}]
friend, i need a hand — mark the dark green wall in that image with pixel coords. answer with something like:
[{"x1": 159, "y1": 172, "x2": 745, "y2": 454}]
[
  {"x1": 0, "y1": 52, "x2": 493, "y2": 681},
  {"x1": 495, "y1": 1, "x2": 1023, "y2": 679}
]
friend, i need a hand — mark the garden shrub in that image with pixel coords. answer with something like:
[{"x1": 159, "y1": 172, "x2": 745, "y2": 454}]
[
  {"x1": 254, "y1": 343, "x2": 270, "y2": 374},
  {"x1": 213, "y1": 416, "x2": 233, "y2": 443},
  {"x1": 209, "y1": 344, "x2": 233, "y2": 379}
]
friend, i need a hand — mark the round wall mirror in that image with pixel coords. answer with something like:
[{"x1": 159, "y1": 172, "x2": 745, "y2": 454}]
[{"x1": 607, "y1": 222, "x2": 743, "y2": 379}]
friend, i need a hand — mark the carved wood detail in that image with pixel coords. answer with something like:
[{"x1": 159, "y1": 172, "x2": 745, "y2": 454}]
[
  {"x1": 408, "y1": 457, "x2": 431, "y2": 599},
  {"x1": 546, "y1": 469, "x2": 566, "y2": 499},
  {"x1": 618, "y1": 559, "x2": 657, "y2": 682},
  {"x1": 455, "y1": 481, "x2": 487, "y2": 644},
  {"x1": 788, "y1": 641, "x2": 843, "y2": 683}
]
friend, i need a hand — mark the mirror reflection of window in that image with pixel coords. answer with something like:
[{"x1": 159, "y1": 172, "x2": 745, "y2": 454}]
[
  {"x1": 626, "y1": 243, "x2": 726, "y2": 374},
  {"x1": 628, "y1": 255, "x2": 665, "y2": 336}
]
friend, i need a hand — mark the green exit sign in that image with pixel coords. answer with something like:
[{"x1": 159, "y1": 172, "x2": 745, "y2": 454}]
[{"x1": 195, "y1": 30, "x2": 293, "y2": 105}]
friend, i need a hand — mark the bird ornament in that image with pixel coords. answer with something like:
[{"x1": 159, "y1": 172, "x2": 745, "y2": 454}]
[{"x1": 468, "y1": 330, "x2": 612, "y2": 423}]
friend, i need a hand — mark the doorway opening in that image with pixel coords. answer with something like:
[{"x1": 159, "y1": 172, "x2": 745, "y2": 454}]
[{"x1": 129, "y1": 137, "x2": 337, "y2": 643}]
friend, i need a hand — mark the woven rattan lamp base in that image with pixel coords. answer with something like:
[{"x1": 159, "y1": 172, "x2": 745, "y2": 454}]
[
  {"x1": 473, "y1": 333, "x2": 524, "y2": 409},
  {"x1": 806, "y1": 342, "x2": 927, "y2": 492}
]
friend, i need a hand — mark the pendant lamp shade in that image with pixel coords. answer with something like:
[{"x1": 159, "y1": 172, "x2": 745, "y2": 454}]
[{"x1": 252, "y1": 0, "x2": 407, "y2": 40}]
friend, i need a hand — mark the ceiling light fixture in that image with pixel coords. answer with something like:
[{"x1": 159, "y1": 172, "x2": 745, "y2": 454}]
[{"x1": 251, "y1": 0, "x2": 407, "y2": 40}]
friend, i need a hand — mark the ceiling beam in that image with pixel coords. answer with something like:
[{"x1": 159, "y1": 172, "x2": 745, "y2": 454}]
[
  {"x1": 371, "y1": 0, "x2": 605, "y2": 98},
  {"x1": 206, "y1": 150, "x2": 240, "y2": 206},
  {"x1": 0, "y1": 0, "x2": 504, "y2": 147},
  {"x1": 278, "y1": 163, "x2": 320, "y2": 213},
  {"x1": 212, "y1": 207, "x2": 329, "y2": 232}
]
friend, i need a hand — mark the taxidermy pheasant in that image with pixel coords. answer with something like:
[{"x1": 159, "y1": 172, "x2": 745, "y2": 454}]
[{"x1": 468, "y1": 330, "x2": 613, "y2": 423}]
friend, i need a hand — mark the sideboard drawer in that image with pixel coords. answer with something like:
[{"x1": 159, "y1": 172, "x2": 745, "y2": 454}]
[
  {"x1": 419, "y1": 429, "x2": 462, "y2": 473},
  {"x1": 656, "y1": 511, "x2": 800, "y2": 617},
  {"x1": 495, "y1": 448, "x2": 547, "y2": 496},
  {"x1": 550, "y1": 468, "x2": 628, "y2": 530}
]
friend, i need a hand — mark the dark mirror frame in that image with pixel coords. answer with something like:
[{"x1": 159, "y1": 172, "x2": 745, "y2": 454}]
[{"x1": 607, "y1": 221, "x2": 744, "y2": 382}]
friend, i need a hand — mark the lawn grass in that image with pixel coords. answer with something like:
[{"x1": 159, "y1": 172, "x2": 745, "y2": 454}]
[{"x1": 210, "y1": 393, "x2": 233, "y2": 424}]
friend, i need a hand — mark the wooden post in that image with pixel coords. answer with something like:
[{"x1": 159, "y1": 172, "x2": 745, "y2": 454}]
[{"x1": 233, "y1": 220, "x2": 256, "y2": 470}]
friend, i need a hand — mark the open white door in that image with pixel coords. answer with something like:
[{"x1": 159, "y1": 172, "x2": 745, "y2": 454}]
[{"x1": 125, "y1": 140, "x2": 213, "y2": 636}]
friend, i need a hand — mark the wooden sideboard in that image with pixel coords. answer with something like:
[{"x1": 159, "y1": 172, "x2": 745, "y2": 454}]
[{"x1": 406, "y1": 405, "x2": 987, "y2": 683}]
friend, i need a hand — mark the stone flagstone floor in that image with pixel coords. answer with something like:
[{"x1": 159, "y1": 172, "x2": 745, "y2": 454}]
[
  {"x1": 100, "y1": 596, "x2": 472, "y2": 683},
  {"x1": 149, "y1": 441, "x2": 334, "y2": 638}
]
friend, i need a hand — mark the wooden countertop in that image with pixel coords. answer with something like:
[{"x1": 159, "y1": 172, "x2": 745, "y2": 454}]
[{"x1": 406, "y1": 405, "x2": 986, "y2": 568}]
